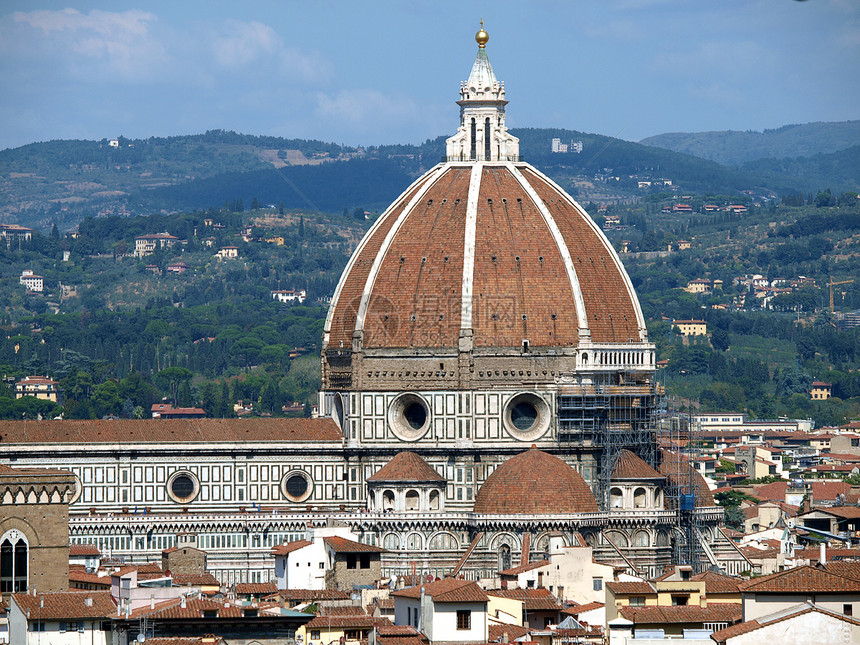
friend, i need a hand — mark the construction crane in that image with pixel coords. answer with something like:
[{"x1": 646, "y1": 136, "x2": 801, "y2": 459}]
[{"x1": 828, "y1": 277, "x2": 854, "y2": 312}]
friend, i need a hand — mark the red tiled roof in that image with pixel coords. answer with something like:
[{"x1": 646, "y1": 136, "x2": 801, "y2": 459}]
[
  {"x1": 562, "y1": 601, "x2": 604, "y2": 615},
  {"x1": 486, "y1": 587, "x2": 562, "y2": 611},
  {"x1": 618, "y1": 603, "x2": 742, "y2": 624},
  {"x1": 236, "y1": 582, "x2": 278, "y2": 595},
  {"x1": 739, "y1": 564, "x2": 860, "y2": 593},
  {"x1": 69, "y1": 569, "x2": 111, "y2": 587},
  {"x1": 70, "y1": 543, "x2": 101, "y2": 556},
  {"x1": 143, "y1": 639, "x2": 226, "y2": 645},
  {"x1": 711, "y1": 604, "x2": 860, "y2": 643},
  {"x1": 392, "y1": 579, "x2": 488, "y2": 603},
  {"x1": 606, "y1": 581, "x2": 654, "y2": 595},
  {"x1": 611, "y1": 450, "x2": 663, "y2": 480},
  {"x1": 367, "y1": 452, "x2": 445, "y2": 482},
  {"x1": 474, "y1": 448, "x2": 598, "y2": 514},
  {"x1": 803, "y1": 505, "x2": 860, "y2": 519},
  {"x1": 0, "y1": 418, "x2": 343, "y2": 445},
  {"x1": 271, "y1": 539, "x2": 312, "y2": 555},
  {"x1": 323, "y1": 536, "x2": 386, "y2": 553},
  {"x1": 750, "y1": 480, "x2": 787, "y2": 501},
  {"x1": 488, "y1": 624, "x2": 530, "y2": 641},
  {"x1": 172, "y1": 573, "x2": 220, "y2": 586},
  {"x1": 690, "y1": 571, "x2": 742, "y2": 594},
  {"x1": 12, "y1": 591, "x2": 115, "y2": 620},
  {"x1": 499, "y1": 559, "x2": 549, "y2": 576},
  {"x1": 305, "y1": 615, "x2": 391, "y2": 629},
  {"x1": 319, "y1": 606, "x2": 368, "y2": 616},
  {"x1": 271, "y1": 589, "x2": 351, "y2": 601}
]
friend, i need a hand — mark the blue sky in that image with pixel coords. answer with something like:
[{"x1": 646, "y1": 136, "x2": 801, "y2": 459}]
[{"x1": 1, "y1": 1, "x2": 858, "y2": 151}]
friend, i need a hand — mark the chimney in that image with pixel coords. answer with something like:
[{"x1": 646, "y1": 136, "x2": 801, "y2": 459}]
[
  {"x1": 820, "y1": 542, "x2": 827, "y2": 566},
  {"x1": 85, "y1": 597, "x2": 93, "y2": 607},
  {"x1": 180, "y1": 596, "x2": 187, "y2": 609},
  {"x1": 150, "y1": 594, "x2": 155, "y2": 609}
]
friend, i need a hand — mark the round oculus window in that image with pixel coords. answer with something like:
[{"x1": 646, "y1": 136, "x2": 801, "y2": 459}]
[
  {"x1": 388, "y1": 393, "x2": 431, "y2": 441},
  {"x1": 281, "y1": 470, "x2": 313, "y2": 503},
  {"x1": 503, "y1": 392, "x2": 550, "y2": 441},
  {"x1": 166, "y1": 471, "x2": 200, "y2": 504}
]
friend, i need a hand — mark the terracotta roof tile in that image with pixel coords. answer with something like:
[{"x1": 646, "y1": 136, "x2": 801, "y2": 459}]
[
  {"x1": 488, "y1": 624, "x2": 530, "y2": 641},
  {"x1": 323, "y1": 536, "x2": 387, "y2": 553},
  {"x1": 367, "y1": 452, "x2": 445, "y2": 483},
  {"x1": 392, "y1": 579, "x2": 488, "y2": 603},
  {"x1": 606, "y1": 581, "x2": 654, "y2": 595},
  {"x1": 690, "y1": 571, "x2": 742, "y2": 594},
  {"x1": 305, "y1": 615, "x2": 391, "y2": 629},
  {"x1": 70, "y1": 543, "x2": 101, "y2": 556},
  {"x1": 272, "y1": 589, "x2": 351, "y2": 602},
  {"x1": 611, "y1": 450, "x2": 663, "y2": 480},
  {"x1": 474, "y1": 448, "x2": 598, "y2": 514},
  {"x1": 172, "y1": 573, "x2": 220, "y2": 586},
  {"x1": 711, "y1": 604, "x2": 860, "y2": 644},
  {"x1": 487, "y1": 588, "x2": 562, "y2": 611},
  {"x1": 235, "y1": 582, "x2": 278, "y2": 595},
  {"x1": 272, "y1": 539, "x2": 312, "y2": 555},
  {"x1": 499, "y1": 559, "x2": 549, "y2": 576},
  {"x1": 739, "y1": 564, "x2": 860, "y2": 593},
  {"x1": 12, "y1": 591, "x2": 115, "y2": 620},
  {"x1": 618, "y1": 603, "x2": 742, "y2": 624},
  {"x1": 562, "y1": 601, "x2": 604, "y2": 615},
  {"x1": 0, "y1": 418, "x2": 342, "y2": 445}
]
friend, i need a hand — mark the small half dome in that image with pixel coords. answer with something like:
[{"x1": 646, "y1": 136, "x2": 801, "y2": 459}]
[{"x1": 474, "y1": 448, "x2": 598, "y2": 514}]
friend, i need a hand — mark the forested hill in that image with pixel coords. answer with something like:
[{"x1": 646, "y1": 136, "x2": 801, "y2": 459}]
[
  {"x1": 1, "y1": 125, "x2": 855, "y2": 233},
  {"x1": 640, "y1": 120, "x2": 860, "y2": 165}
]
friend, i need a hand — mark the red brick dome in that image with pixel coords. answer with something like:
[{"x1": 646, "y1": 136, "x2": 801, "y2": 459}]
[
  {"x1": 323, "y1": 163, "x2": 646, "y2": 353},
  {"x1": 474, "y1": 448, "x2": 598, "y2": 514}
]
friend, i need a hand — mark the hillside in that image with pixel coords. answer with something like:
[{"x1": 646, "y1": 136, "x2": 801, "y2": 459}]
[{"x1": 640, "y1": 120, "x2": 860, "y2": 165}]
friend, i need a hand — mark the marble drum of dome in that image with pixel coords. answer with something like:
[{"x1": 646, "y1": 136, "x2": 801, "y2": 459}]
[{"x1": 320, "y1": 26, "x2": 657, "y2": 449}]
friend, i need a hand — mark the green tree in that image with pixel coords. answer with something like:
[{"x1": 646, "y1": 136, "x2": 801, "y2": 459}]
[{"x1": 156, "y1": 366, "x2": 193, "y2": 406}]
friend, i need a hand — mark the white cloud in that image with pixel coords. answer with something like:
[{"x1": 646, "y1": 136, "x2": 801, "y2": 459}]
[{"x1": 9, "y1": 8, "x2": 167, "y2": 81}]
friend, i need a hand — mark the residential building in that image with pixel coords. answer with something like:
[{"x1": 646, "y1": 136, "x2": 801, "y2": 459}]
[
  {"x1": 674, "y1": 319, "x2": 707, "y2": 336},
  {"x1": 811, "y1": 381, "x2": 832, "y2": 400},
  {"x1": 685, "y1": 279, "x2": 711, "y2": 294},
  {"x1": 9, "y1": 591, "x2": 115, "y2": 645},
  {"x1": 0, "y1": 223, "x2": 33, "y2": 246},
  {"x1": 392, "y1": 578, "x2": 489, "y2": 643},
  {"x1": 15, "y1": 375, "x2": 64, "y2": 403},
  {"x1": 272, "y1": 289, "x2": 307, "y2": 304},
  {"x1": 215, "y1": 246, "x2": 238, "y2": 259},
  {"x1": 19, "y1": 269, "x2": 43, "y2": 292},
  {"x1": 134, "y1": 233, "x2": 179, "y2": 257},
  {"x1": 711, "y1": 602, "x2": 860, "y2": 645}
]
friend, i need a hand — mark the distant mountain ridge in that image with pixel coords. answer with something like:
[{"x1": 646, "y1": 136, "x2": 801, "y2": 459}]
[{"x1": 640, "y1": 120, "x2": 860, "y2": 165}]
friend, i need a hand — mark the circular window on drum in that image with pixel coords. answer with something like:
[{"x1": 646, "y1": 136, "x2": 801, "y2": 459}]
[
  {"x1": 280, "y1": 470, "x2": 313, "y2": 503},
  {"x1": 166, "y1": 470, "x2": 200, "y2": 504},
  {"x1": 388, "y1": 393, "x2": 431, "y2": 441},
  {"x1": 503, "y1": 392, "x2": 550, "y2": 441}
]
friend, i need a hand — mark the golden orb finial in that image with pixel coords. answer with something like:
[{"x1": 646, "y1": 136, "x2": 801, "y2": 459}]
[{"x1": 475, "y1": 19, "x2": 489, "y2": 48}]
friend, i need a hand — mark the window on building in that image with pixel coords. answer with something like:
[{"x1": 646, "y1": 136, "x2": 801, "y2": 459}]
[
  {"x1": 311, "y1": 630, "x2": 321, "y2": 640},
  {"x1": 671, "y1": 595, "x2": 689, "y2": 606},
  {"x1": 0, "y1": 532, "x2": 28, "y2": 592},
  {"x1": 345, "y1": 630, "x2": 362, "y2": 640},
  {"x1": 457, "y1": 610, "x2": 471, "y2": 630},
  {"x1": 844, "y1": 604, "x2": 853, "y2": 617},
  {"x1": 593, "y1": 578, "x2": 603, "y2": 591},
  {"x1": 629, "y1": 597, "x2": 645, "y2": 606},
  {"x1": 346, "y1": 554, "x2": 357, "y2": 569},
  {"x1": 360, "y1": 554, "x2": 371, "y2": 569},
  {"x1": 31, "y1": 621, "x2": 46, "y2": 632}
]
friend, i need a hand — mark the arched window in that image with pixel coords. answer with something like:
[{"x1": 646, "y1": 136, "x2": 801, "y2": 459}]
[
  {"x1": 382, "y1": 490, "x2": 395, "y2": 511},
  {"x1": 604, "y1": 531, "x2": 628, "y2": 548},
  {"x1": 653, "y1": 489, "x2": 662, "y2": 508},
  {"x1": 406, "y1": 533, "x2": 422, "y2": 550},
  {"x1": 429, "y1": 490, "x2": 440, "y2": 510},
  {"x1": 470, "y1": 119, "x2": 477, "y2": 160},
  {"x1": 634, "y1": 487, "x2": 647, "y2": 509},
  {"x1": 656, "y1": 531, "x2": 670, "y2": 547},
  {"x1": 633, "y1": 531, "x2": 650, "y2": 547},
  {"x1": 484, "y1": 117, "x2": 491, "y2": 160},
  {"x1": 405, "y1": 490, "x2": 419, "y2": 511},
  {"x1": 498, "y1": 544, "x2": 511, "y2": 571},
  {"x1": 428, "y1": 533, "x2": 458, "y2": 550},
  {"x1": 383, "y1": 533, "x2": 400, "y2": 550},
  {"x1": 610, "y1": 487, "x2": 624, "y2": 509},
  {"x1": 0, "y1": 530, "x2": 28, "y2": 592}
]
